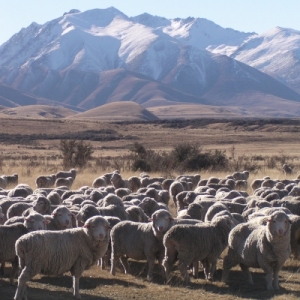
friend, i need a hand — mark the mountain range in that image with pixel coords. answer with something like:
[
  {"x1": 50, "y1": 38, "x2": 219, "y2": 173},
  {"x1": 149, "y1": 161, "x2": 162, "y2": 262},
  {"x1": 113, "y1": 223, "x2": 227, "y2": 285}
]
[{"x1": 0, "y1": 7, "x2": 300, "y2": 119}]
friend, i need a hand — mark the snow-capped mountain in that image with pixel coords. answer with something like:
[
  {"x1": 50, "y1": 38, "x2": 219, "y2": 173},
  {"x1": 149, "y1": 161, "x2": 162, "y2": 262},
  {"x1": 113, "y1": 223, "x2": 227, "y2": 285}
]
[
  {"x1": 0, "y1": 7, "x2": 300, "y2": 117},
  {"x1": 229, "y1": 27, "x2": 300, "y2": 92},
  {"x1": 132, "y1": 13, "x2": 255, "y2": 51}
]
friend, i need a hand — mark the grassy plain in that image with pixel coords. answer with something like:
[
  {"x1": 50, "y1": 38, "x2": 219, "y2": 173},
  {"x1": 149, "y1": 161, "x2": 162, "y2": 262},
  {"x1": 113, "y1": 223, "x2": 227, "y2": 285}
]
[{"x1": 1, "y1": 117, "x2": 300, "y2": 299}]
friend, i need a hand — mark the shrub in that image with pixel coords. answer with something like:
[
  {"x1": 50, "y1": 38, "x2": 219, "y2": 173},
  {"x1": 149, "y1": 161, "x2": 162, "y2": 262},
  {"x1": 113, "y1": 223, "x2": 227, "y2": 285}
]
[{"x1": 59, "y1": 140, "x2": 94, "y2": 169}]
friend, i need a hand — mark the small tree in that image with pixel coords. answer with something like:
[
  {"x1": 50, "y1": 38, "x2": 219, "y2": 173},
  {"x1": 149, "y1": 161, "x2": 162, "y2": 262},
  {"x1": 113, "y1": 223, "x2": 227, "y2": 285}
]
[{"x1": 59, "y1": 140, "x2": 94, "y2": 169}]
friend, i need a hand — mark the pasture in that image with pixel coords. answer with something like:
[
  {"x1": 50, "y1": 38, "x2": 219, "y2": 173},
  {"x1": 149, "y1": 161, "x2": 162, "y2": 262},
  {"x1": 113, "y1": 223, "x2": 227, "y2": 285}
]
[{"x1": 1, "y1": 117, "x2": 300, "y2": 299}]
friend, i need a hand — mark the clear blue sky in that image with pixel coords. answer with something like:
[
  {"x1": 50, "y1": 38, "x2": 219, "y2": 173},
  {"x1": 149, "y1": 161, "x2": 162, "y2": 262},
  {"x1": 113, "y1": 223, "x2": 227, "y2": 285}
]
[{"x1": 1, "y1": 0, "x2": 300, "y2": 45}]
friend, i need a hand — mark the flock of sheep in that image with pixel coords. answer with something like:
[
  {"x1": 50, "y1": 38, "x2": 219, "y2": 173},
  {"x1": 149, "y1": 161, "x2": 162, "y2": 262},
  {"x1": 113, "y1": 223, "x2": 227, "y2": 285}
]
[{"x1": 0, "y1": 166, "x2": 299, "y2": 299}]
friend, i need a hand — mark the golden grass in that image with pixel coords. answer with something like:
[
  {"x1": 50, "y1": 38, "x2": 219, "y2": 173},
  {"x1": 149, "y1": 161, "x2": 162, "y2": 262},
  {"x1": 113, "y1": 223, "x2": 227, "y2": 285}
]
[{"x1": 1, "y1": 117, "x2": 300, "y2": 299}]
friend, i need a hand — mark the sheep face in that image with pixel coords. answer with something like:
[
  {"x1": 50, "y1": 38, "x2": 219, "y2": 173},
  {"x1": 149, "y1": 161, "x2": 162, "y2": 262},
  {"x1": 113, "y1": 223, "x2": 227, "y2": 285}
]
[
  {"x1": 83, "y1": 216, "x2": 110, "y2": 242},
  {"x1": 33, "y1": 196, "x2": 49, "y2": 214},
  {"x1": 52, "y1": 206, "x2": 73, "y2": 229},
  {"x1": 151, "y1": 209, "x2": 173, "y2": 234},
  {"x1": 24, "y1": 213, "x2": 48, "y2": 231},
  {"x1": 267, "y1": 212, "x2": 291, "y2": 237}
]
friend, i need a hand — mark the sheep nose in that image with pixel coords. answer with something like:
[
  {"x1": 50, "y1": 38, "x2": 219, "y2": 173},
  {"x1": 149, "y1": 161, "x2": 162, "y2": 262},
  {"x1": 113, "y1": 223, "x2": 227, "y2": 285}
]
[
  {"x1": 99, "y1": 233, "x2": 104, "y2": 240},
  {"x1": 279, "y1": 229, "x2": 283, "y2": 235},
  {"x1": 65, "y1": 220, "x2": 70, "y2": 225},
  {"x1": 159, "y1": 226, "x2": 164, "y2": 231}
]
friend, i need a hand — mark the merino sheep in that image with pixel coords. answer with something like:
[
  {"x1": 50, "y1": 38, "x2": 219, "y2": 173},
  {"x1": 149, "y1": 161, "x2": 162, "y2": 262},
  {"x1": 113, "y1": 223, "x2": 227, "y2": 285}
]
[
  {"x1": 110, "y1": 172, "x2": 129, "y2": 189},
  {"x1": 92, "y1": 176, "x2": 107, "y2": 188},
  {"x1": 125, "y1": 205, "x2": 149, "y2": 223},
  {"x1": 138, "y1": 197, "x2": 169, "y2": 217},
  {"x1": 55, "y1": 177, "x2": 74, "y2": 188},
  {"x1": 35, "y1": 174, "x2": 56, "y2": 188},
  {"x1": 46, "y1": 206, "x2": 73, "y2": 230},
  {"x1": 76, "y1": 204, "x2": 100, "y2": 227},
  {"x1": 232, "y1": 171, "x2": 249, "y2": 181},
  {"x1": 0, "y1": 176, "x2": 8, "y2": 189},
  {"x1": 169, "y1": 181, "x2": 185, "y2": 207},
  {"x1": 163, "y1": 215, "x2": 234, "y2": 283},
  {"x1": 14, "y1": 216, "x2": 110, "y2": 300},
  {"x1": 56, "y1": 168, "x2": 76, "y2": 180},
  {"x1": 6, "y1": 202, "x2": 33, "y2": 219},
  {"x1": 177, "y1": 203, "x2": 203, "y2": 220},
  {"x1": 0, "y1": 213, "x2": 47, "y2": 285},
  {"x1": 222, "y1": 211, "x2": 291, "y2": 290},
  {"x1": 110, "y1": 209, "x2": 174, "y2": 280},
  {"x1": 128, "y1": 176, "x2": 141, "y2": 192}
]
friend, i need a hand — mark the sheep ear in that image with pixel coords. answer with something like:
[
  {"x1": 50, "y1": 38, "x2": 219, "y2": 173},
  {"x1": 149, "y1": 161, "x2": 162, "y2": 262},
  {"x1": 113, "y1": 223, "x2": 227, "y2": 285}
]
[
  {"x1": 44, "y1": 220, "x2": 51, "y2": 225},
  {"x1": 148, "y1": 218, "x2": 153, "y2": 222},
  {"x1": 267, "y1": 218, "x2": 272, "y2": 223},
  {"x1": 289, "y1": 219, "x2": 292, "y2": 224},
  {"x1": 169, "y1": 217, "x2": 174, "y2": 221},
  {"x1": 83, "y1": 224, "x2": 90, "y2": 228}
]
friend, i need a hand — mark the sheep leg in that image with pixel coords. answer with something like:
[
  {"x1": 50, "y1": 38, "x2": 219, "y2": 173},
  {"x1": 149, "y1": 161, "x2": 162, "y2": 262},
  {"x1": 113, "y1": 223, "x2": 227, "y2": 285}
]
[
  {"x1": 239, "y1": 263, "x2": 253, "y2": 284},
  {"x1": 14, "y1": 266, "x2": 31, "y2": 300},
  {"x1": 208, "y1": 260, "x2": 217, "y2": 281},
  {"x1": 120, "y1": 256, "x2": 130, "y2": 274},
  {"x1": 273, "y1": 269, "x2": 280, "y2": 290},
  {"x1": 146, "y1": 257, "x2": 155, "y2": 281},
  {"x1": 72, "y1": 276, "x2": 82, "y2": 300},
  {"x1": 162, "y1": 245, "x2": 177, "y2": 281},
  {"x1": 201, "y1": 259, "x2": 209, "y2": 279},
  {"x1": 178, "y1": 261, "x2": 190, "y2": 285},
  {"x1": 10, "y1": 257, "x2": 19, "y2": 285},
  {"x1": 110, "y1": 253, "x2": 118, "y2": 276},
  {"x1": 221, "y1": 252, "x2": 238, "y2": 283},
  {"x1": 192, "y1": 260, "x2": 199, "y2": 279}
]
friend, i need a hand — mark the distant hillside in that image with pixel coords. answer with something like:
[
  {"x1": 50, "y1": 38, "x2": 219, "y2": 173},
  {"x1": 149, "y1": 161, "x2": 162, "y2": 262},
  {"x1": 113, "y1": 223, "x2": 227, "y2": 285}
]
[
  {"x1": 69, "y1": 101, "x2": 159, "y2": 121},
  {"x1": 0, "y1": 105, "x2": 77, "y2": 118}
]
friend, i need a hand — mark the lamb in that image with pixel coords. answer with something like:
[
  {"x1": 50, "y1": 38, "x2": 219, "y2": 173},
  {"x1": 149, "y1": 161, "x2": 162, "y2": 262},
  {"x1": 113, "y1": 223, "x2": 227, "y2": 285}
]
[
  {"x1": 110, "y1": 209, "x2": 174, "y2": 280},
  {"x1": 56, "y1": 168, "x2": 77, "y2": 180},
  {"x1": 163, "y1": 215, "x2": 234, "y2": 284},
  {"x1": 222, "y1": 211, "x2": 291, "y2": 290},
  {"x1": 204, "y1": 202, "x2": 229, "y2": 222},
  {"x1": 0, "y1": 213, "x2": 47, "y2": 285},
  {"x1": 8, "y1": 184, "x2": 33, "y2": 198},
  {"x1": 14, "y1": 216, "x2": 110, "y2": 300},
  {"x1": 140, "y1": 176, "x2": 165, "y2": 188},
  {"x1": 46, "y1": 206, "x2": 73, "y2": 230},
  {"x1": 55, "y1": 176, "x2": 74, "y2": 188},
  {"x1": 35, "y1": 174, "x2": 56, "y2": 188}
]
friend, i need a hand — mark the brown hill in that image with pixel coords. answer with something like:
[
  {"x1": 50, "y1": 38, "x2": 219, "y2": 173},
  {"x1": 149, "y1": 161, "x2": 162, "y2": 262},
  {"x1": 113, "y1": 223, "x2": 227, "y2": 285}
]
[
  {"x1": 69, "y1": 101, "x2": 159, "y2": 121},
  {"x1": 0, "y1": 105, "x2": 77, "y2": 119}
]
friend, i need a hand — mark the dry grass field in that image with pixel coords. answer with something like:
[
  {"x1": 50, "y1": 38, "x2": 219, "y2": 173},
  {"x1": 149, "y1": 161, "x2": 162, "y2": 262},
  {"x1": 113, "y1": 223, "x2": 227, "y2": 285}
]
[{"x1": 1, "y1": 117, "x2": 300, "y2": 299}]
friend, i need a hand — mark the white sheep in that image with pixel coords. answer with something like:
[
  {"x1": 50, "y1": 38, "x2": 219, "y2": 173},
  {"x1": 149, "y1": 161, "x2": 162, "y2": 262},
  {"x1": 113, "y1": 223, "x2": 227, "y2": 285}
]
[
  {"x1": 110, "y1": 209, "x2": 174, "y2": 280},
  {"x1": 14, "y1": 216, "x2": 110, "y2": 300},
  {"x1": 0, "y1": 213, "x2": 47, "y2": 285},
  {"x1": 55, "y1": 176, "x2": 74, "y2": 188},
  {"x1": 163, "y1": 215, "x2": 235, "y2": 283},
  {"x1": 222, "y1": 211, "x2": 291, "y2": 290},
  {"x1": 56, "y1": 168, "x2": 77, "y2": 180},
  {"x1": 35, "y1": 174, "x2": 56, "y2": 188}
]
